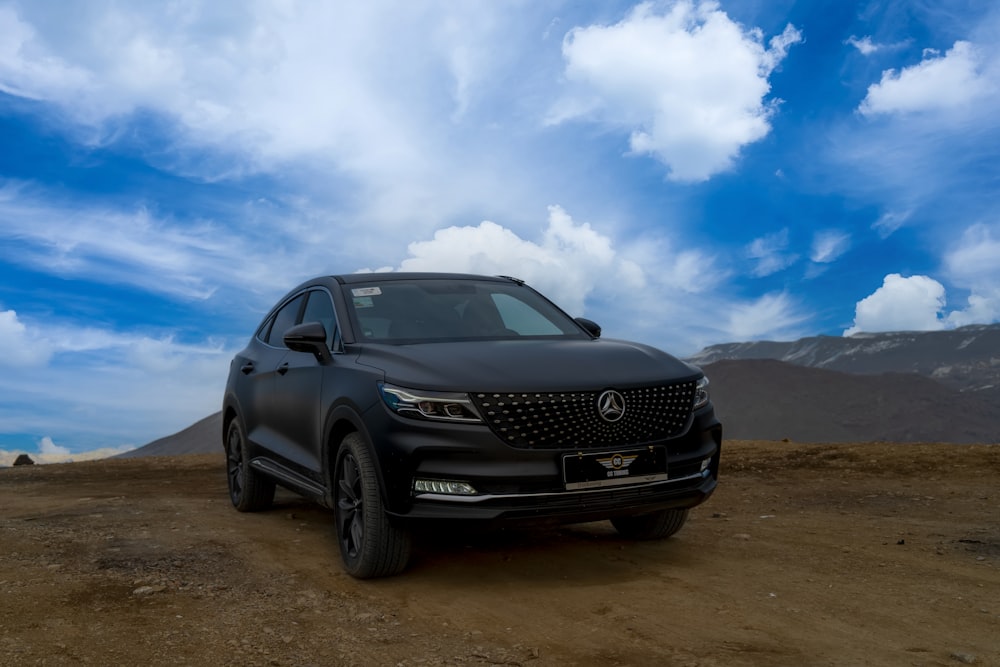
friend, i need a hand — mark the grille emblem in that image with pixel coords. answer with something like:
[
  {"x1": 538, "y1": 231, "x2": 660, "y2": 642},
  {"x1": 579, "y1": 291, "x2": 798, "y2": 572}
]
[{"x1": 597, "y1": 390, "x2": 625, "y2": 422}]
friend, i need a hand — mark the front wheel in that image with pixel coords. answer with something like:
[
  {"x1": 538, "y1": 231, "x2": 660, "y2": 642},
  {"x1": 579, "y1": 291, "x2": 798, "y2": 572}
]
[
  {"x1": 611, "y1": 508, "x2": 689, "y2": 540},
  {"x1": 333, "y1": 433, "x2": 412, "y2": 578}
]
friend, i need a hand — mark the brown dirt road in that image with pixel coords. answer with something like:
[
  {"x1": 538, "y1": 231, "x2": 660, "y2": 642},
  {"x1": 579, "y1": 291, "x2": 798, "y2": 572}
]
[{"x1": 1, "y1": 441, "x2": 997, "y2": 666}]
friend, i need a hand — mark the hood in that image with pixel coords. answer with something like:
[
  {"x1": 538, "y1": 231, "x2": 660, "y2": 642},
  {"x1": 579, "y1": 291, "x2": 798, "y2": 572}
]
[{"x1": 353, "y1": 338, "x2": 700, "y2": 392}]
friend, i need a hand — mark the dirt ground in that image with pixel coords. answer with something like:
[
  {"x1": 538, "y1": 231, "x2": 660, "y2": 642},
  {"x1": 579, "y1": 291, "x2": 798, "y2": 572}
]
[{"x1": 1, "y1": 441, "x2": 997, "y2": 667}]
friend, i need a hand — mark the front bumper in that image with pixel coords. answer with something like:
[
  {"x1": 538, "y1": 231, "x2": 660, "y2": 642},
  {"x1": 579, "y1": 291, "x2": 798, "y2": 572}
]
[
  {"x1": 393, "y1": 466, "x2": 717, "y2": 524},
  {"x1": 371, "y1": 403, "x2": 723, "y2": 526}
]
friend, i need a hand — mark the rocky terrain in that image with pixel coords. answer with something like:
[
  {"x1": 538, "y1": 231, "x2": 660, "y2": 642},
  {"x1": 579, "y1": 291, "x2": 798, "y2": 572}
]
[{"x1": 2, "y1": 441, "x2": 998, "y2": 666}]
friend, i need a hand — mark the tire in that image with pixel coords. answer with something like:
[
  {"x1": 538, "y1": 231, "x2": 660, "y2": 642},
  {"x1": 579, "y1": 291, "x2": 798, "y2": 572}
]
[
  {"x1": 333, "y1": 433, "x2": 412, "y2": 578},
  {"x1": 225, "y1": 418, "x2": 275, "y2": 512},
  {"x1": 611, "y1": 508, "x2": 689, "y2": 540}
]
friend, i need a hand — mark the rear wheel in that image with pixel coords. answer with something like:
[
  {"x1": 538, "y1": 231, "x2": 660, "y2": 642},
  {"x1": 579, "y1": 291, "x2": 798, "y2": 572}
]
[
  {"x1": 611, "y1": 508, "x2": 689, "y2": 540},
  {"x1": 333, "y1": 433, "x2": 412, "y2": 578},
  {"x1": 225, "y1": 419, "x2": 275, "y2": 512}
]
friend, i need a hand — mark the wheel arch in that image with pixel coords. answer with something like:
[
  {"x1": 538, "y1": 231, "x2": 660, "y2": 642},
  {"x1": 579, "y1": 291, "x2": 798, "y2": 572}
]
[
  {"x1": 221, "y1": 401, "x2": 242, "y2": 451},
  {"x1": 322, "y1": 405, "x2": 387, "y2": 509}
]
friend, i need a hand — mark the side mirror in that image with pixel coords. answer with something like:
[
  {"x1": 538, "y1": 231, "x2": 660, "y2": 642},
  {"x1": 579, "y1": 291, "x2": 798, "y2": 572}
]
[
  {"x1": 284, "y1": 321, "x2": 332, "y2": 364},
  {"x1": 575, "y1": 317, "x2": 601, "y2": 338}
]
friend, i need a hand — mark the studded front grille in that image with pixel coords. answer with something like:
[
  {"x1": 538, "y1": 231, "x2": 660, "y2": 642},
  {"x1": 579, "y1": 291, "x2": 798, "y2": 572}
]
[{"x1": 470, "y1": 382, "x2": 698, "y2": 449}]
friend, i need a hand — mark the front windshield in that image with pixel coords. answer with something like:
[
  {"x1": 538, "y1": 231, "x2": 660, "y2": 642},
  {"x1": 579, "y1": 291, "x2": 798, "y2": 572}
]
[{"x1": 345, "y1": 279, "x2": 586, "y2": 342}]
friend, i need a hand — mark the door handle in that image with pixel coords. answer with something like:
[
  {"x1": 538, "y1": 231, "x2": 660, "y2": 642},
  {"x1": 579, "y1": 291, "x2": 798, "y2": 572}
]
[
  {"x1": 240, "y1": 362, "x2": 255, "y2": 375},
  {"x1": 277, "y1": 362, "x2": 290, "y2": 376}
]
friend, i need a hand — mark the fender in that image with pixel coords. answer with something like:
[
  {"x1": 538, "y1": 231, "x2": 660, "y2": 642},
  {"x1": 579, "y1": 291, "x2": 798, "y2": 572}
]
[{"x1": 321, "y1": 402, "x2": 394, "y2": 510}]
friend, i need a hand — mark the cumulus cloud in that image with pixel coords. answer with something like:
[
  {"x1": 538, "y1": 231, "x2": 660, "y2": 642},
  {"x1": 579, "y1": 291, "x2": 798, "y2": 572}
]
[
  {"x1": 860, "y1": 41, "x2": 996, "y2": 116},
  {"x1": 550, "y1": 1, "x2": 801, "y2": 181},
  {"x1": 844, "y1": 274, "x2": 947, "y2": 335},
  {"x1": 746, "y1": 228, "x2": 797, "y2": 277},
  {"x1": 38, "y1": 436, "x2": 69, "y2": 456},
  {"x1": 386, "y1": 205, "x2": 644, "y2": 317}
]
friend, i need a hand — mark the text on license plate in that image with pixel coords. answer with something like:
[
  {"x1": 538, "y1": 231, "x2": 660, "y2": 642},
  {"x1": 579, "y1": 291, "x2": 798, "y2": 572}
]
[{"x1": 562, "y1": 447, "x2": 668, "y2": 490}]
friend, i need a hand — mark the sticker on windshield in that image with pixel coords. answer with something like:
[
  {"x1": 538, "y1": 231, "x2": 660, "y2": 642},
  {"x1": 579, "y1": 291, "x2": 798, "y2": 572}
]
[
  {"x1": 353, "y1": 296, "x2": 374, "y2": 309},
  {"x1": 352, "y1": 287, "x2": 382, "y2": 297}
]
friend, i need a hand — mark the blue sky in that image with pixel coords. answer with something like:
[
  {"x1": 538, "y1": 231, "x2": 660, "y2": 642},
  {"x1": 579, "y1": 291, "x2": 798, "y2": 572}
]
[{"x1": 2, "y1": 0, "x2": 999, "y2": 459}]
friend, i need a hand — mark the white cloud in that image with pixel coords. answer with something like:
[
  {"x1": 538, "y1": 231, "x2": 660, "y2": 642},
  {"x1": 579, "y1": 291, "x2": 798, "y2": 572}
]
[
  {"x1": 0, "y1": 2, "x2": 554, "y2": 239},
  {"x1": 550, "y1": 1, "x2": 801, "y2": 182},
  {"x1": 726, "y1": 292, "x2": 809, "y2": 341},
  {"x1": 846, "y1": 35, "x2": 879, "y2": 56},
  {"x1": 810, "y1": 230, "x2": 850, "y2": 264},
  {"x1": 944, "y1": 223, "x2": 1000, "y2": 284},
  {"x1": 844, "y1": 274, "x2": 947, "y2": 335},
  {"x1": 943, "y1": 223, "x2": 1000, "y2": 326},
  {"x1": 746, "y1": 228, "x2": 797, "y2": 277},
  {"x1": 38, "y1": 436, "x2": 69, "y2": 455},
  {"x1": 872, "y1": 210, "x2": 911, "y2": 239},
  {"x1": 0, "y1": 444, "x2": 135, "y2": 466},
  {"x1": 0, "y1": 5, "x2": 91, "y2": 100},
  {"x1": 860, "y1": 41, "x2": 996, "y2": 116},
  {"x1": 389, "y1": 205, "x2": 645, "y2": 317},
  {"x1": 0, "y1": 309, "x2": 52, "y2": 367},
  {"x1": 0, "y1": 179, "x2": 338, "y2": 305},
  {"x1": 0, "y1": 312, "x2": 232, "y2": 452}
]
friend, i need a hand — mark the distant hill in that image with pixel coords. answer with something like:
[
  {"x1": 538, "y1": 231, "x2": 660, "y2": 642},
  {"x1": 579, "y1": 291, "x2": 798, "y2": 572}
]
[
  {"x1": 116, "y1": 412, "x2": 222, "y2": 458},
  {"x1": 121, "y1": 325, "x2": 1000, "y2": 457},
  {"x1": 690, "y1": 324, "x2": 1000, "y2": 443},
  {"x1": 703, "y1": 359, "x2": 1000, "y2": 443},
  {"x1": 688, "y1": 323, "x2": 1000, "y2": 400}
]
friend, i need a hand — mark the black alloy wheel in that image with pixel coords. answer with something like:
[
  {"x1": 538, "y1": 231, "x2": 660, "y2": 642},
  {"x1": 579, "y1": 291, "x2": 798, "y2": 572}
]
[
  {"x1": 225, "y1": 419, "x2": 275, "y2": 512},
  {"x1": 333, "y1": 433, "x2": 411, "y2": 578}
]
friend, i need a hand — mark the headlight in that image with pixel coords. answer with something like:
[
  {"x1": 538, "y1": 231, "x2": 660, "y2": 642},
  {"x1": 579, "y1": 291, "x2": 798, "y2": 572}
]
[
  {"x1": 693, "y1": 376, "x2": 710, "y2": 410},
  {"x1": 378, "y1": 382, "x2": 482, "y2": 423}
]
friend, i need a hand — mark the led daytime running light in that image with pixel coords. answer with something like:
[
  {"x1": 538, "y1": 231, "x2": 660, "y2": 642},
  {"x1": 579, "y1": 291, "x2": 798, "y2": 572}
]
[{"x1": 379, "y1": 383, "x2": 482, "y2": 423}]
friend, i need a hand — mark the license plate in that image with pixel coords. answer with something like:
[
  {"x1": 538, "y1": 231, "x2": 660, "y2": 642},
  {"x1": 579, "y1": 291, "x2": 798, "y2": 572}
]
[{"x1": 562, "y1": 447, "x2": 668, "y2": 490}]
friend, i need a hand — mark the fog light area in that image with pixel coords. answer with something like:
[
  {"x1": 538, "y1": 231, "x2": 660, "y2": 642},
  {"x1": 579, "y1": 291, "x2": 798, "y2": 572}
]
[
  {"x1": 700, "y1": 457, "x2": 712, "y2": 472},
  {"x1": 413, "y1": 479, "x2": 478, "y2": 495}
]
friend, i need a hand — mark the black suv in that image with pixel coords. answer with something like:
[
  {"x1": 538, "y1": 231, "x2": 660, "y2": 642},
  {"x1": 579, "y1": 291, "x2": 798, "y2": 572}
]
[{"x1": 222, "y1": 273, "x2": 722, "y2": 578}]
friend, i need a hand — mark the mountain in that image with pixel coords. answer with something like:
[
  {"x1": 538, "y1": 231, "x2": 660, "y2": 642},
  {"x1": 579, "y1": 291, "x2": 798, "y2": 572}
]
[
  {"x1": 688, "y1": 323, "x2": 1000, "y2": 399},
  {"x1": 703, "y1": 359, "x2": 1000, "y2": 443},
  {"x1": 120, "y1": 325, "x2": 1000, "y2": 457},
  {"x1": 116, "y1": 412, "x2": 222, "y2": 458}
]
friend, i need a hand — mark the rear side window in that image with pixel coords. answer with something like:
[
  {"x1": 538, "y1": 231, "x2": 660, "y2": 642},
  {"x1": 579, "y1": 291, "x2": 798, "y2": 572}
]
[{"x1": 264, "y1": 294, "x2": 305, "y2": 347}]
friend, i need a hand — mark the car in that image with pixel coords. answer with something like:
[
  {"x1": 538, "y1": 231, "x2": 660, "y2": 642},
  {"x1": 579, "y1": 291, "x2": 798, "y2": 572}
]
[{"x1": 222, "y1": 273, "x2": 722, "y2": 578}]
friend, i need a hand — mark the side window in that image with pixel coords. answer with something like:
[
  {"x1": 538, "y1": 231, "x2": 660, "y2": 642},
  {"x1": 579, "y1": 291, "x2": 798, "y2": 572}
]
[
  {"x1": 302, "y1": 290, "x2": 340, "y2": 350},
  {"x1": 266, "y1": 294, "x2": 305, "y2": 347}
]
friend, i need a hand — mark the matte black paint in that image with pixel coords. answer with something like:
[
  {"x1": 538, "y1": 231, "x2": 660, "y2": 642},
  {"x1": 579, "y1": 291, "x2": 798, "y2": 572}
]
[{"x1": 222, "y1": 273, "x2": 722, "y2": 525}]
